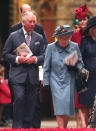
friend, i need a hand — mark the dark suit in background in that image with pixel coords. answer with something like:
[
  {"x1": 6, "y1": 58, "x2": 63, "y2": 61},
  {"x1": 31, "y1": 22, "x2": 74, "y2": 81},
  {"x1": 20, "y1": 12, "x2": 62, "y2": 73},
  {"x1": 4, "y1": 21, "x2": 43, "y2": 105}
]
[{"x1": 3, "y1": 28, "x2": 45, "y2": 128}]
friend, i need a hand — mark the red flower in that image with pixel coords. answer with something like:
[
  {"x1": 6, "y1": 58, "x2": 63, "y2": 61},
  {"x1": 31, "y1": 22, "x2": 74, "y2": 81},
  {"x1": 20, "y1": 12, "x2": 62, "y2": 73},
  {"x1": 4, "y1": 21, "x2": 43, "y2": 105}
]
[{"x1": 74, "y1": 5, "x2": 88, "y2": 20}]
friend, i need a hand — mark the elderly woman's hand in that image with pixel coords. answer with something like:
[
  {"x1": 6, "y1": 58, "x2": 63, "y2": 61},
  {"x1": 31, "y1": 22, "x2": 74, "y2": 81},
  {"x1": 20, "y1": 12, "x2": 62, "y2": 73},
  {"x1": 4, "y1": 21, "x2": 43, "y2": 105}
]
[{"x1": 79, "y1": 68, "x2": 89, "y2": 81}]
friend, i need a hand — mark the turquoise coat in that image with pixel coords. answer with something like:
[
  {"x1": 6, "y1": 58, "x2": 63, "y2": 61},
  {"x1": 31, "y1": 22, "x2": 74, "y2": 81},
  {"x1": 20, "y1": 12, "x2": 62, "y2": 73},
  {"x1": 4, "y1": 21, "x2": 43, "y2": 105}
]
[{"x1": 43, "y1": 40, "x2": 84, "y2": 116}]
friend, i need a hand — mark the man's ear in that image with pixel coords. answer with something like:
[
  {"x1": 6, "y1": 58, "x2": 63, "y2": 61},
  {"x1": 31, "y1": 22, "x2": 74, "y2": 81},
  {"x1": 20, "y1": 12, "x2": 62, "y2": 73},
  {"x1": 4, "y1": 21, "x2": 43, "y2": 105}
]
[
  {"x1": 22, "y1": 21, "x2": 24, "y2": 26},
  {"x1": 35, "y1": 19, "x2": 37, "y2": 24}
]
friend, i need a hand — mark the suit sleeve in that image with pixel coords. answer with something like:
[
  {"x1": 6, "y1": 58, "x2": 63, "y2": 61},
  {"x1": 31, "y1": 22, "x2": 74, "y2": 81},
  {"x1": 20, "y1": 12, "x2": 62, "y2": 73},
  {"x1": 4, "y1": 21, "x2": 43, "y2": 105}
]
[
  {"x1": 9, "y1": 23, "x2": 22, "y2": 34},
  {"x1": 3, "y1": 35, "x2": 17, "y2": 64},
  {"x1": 39, "y1": 26, "x2": 48, "y2": 49},
  {"x1": 36, "y1": 36, "x2": 45, "y2": 66},
  {"x1": 43, "y1": 32, "x2": 48, "y2": 49},
  {"x1": 34, "y1": 24, "x2": 48, "y2": 50},
  {"x1": 9, "y1": 25, "x2": 16, "y2": 34},
  {"x1": 9, "y1": 26, "x2": 13, "y2": 34},
  {"x1": 43, "y1": 44, "x2": 52, "y2": 87}
]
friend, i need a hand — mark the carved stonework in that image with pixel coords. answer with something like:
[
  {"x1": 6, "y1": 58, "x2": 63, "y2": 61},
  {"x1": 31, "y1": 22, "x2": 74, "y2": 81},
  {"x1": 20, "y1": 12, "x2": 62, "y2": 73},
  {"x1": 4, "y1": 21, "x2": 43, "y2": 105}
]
[
  {"x1": 37, "y1": 0, "x2": 57, "y2": 18},
  {"x1": 36, "y1": 0, "x2": 58, "y2": 43}
]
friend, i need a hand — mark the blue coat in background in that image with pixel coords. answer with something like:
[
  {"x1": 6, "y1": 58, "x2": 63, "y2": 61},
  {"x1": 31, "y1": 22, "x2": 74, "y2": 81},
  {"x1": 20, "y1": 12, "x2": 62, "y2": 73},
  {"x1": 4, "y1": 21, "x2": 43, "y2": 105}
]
[{"x1": 43, "y1": 40, "x2": 84, "y2": 116}]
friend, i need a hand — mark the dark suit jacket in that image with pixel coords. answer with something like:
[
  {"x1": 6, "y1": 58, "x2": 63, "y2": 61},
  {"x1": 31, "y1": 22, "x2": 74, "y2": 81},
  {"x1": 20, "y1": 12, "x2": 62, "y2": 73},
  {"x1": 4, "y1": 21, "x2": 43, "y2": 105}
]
[
  {"x1": 3, "y1": 28, "x2": 45, "y2": 85},
  {"x1": 9, "y1": 22, "x2": 48, "y2": 49}
]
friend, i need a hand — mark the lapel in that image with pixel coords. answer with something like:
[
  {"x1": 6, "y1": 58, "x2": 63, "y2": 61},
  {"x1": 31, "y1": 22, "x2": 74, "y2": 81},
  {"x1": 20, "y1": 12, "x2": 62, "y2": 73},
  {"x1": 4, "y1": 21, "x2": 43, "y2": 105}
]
[
  {"x1": 29, "y1": 31, "x2": 39, "y2": 48},
  {"x1": 18, "y1": 28, "x2": 37, "y2": 44},
  {"x1": 18, "y1": 29, "x2": 39, "y2": 47},
  {"x1": 30, "y1": 31, "x2": 36, "y2": 46},
  {"x1": 16, "y1": 30, "x2": 41, "y2": 55},
  {"x1": 13, "y1": 28, "x2": 26, "y2": 49},
  {"x1": 18, "y1": 28, "x2": 26, "y2": 42}
]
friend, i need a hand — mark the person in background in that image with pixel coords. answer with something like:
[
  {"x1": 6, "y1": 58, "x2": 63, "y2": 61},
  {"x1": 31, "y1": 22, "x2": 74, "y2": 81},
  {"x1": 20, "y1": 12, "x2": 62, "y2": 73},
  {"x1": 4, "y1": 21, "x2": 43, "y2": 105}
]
[
  {"x1": 31, "y1": 9, "x2": 48, "y2": 49},
  {"x1": 0, "y1": 64, "x2": 11, "y2": 126},
  {"x1": 0, "y1": 58, "x2": 12, "y2": 126},
  {"x1": 3, "y1": 11, "x2": 45, "y2": 129},
  {"x1": 71, "y1": 5, "x2": 90, "y2": 128},
  {"x1": 43, "y1": 25, "x2": 88, "y2": 128},
  {"x1": 80, "y1": 16, "x2": 96, "y2": 127},
  {"x1": 74, "y1": 19, "x2": 80, "y2": 32}
]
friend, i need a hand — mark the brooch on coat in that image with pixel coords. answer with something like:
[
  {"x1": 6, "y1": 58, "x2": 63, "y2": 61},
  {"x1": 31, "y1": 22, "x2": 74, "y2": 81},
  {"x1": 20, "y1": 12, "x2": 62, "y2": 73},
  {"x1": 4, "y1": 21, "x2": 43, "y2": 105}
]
[{"x1": 70, "y1": 45, "x2": 75, "y2": 50}]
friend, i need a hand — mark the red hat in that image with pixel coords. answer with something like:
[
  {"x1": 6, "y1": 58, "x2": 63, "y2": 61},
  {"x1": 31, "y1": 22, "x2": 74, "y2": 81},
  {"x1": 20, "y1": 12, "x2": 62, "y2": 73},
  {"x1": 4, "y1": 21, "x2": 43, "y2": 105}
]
[{"x1": 74, "y1": 5, "x2": 88, "y2": 20}]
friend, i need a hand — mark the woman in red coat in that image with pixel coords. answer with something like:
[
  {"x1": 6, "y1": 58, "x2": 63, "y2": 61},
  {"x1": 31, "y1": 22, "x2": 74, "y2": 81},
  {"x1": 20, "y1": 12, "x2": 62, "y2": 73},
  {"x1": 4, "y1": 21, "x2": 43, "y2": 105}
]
[
  {"x1": 0, "y1": 64, "x2": 11, "y2": 126},
  {"x1": 71, "y1": 5, "x2": 90, "y2": 128}
]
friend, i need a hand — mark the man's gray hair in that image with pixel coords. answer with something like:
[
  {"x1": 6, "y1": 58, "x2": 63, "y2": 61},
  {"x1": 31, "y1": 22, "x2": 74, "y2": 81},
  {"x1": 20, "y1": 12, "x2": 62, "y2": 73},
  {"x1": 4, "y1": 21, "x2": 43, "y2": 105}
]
[{"x1": 22, "y1": 11, "x2": 36, "y2": 21}]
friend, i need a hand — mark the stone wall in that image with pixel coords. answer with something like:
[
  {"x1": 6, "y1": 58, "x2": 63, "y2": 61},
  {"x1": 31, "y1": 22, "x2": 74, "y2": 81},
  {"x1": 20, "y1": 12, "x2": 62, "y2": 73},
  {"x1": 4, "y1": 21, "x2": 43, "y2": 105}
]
[{"x1": 56, "y1": 0, "x2": 96, "y2": 28}]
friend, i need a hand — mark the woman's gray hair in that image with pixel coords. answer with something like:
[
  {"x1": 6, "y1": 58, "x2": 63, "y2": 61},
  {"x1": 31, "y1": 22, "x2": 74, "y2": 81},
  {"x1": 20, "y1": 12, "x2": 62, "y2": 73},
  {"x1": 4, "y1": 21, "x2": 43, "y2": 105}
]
[{"x1": 22, "y1": 11, "x2": 36, "y2": 21}]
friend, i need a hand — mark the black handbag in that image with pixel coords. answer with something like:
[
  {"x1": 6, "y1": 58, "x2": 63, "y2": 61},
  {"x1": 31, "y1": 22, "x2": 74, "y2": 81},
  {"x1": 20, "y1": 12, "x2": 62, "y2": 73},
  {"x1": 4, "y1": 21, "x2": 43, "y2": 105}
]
[
  {"x1": 76, "y1": 71, "x2": 88, "y2": 94},
  {"x1": 67, "y1": 65, "x2": 89, "y2": 93},
  {"x1": 67, "y1": 65, "x2": 77, "y2": 72}
]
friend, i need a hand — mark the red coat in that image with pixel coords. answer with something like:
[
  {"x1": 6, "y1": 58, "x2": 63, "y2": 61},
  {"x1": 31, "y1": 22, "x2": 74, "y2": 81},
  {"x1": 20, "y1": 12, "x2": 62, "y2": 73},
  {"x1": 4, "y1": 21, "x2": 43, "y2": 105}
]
[
  {"x1": 71, "y1": 29, "x2": 84, "y2": 108},
  {"x1": 71, "y1": 29, "x2": 83, "y2": 47},
  {"x1": 0, "y1": 79, "x2": 11, "y2": 104}
]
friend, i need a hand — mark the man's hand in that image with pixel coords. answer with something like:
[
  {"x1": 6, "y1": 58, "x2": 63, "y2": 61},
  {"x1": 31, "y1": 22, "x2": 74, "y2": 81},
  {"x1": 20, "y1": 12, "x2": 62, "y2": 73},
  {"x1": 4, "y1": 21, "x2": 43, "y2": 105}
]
[
  {"x1": 25, "y1": 56, "x2": 37, "y2": 64},
  {"x1": 18, "y1": 56, "x2": 27, "y2": 63}
]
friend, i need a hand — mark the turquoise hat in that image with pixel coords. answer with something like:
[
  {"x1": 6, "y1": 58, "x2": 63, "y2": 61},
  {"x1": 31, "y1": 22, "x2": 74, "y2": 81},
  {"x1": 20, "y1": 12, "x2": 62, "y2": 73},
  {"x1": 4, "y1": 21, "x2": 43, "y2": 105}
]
[{"x1": 53, "y1": 25, "x2": 74, "y2": 37}]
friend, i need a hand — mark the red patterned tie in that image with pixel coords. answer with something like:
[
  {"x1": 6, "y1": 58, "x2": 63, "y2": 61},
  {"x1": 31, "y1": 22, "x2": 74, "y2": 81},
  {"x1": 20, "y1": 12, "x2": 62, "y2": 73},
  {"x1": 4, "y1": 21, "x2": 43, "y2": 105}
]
[{"x1": 26, "y1": 34, "x2": 31, "y2": 46}]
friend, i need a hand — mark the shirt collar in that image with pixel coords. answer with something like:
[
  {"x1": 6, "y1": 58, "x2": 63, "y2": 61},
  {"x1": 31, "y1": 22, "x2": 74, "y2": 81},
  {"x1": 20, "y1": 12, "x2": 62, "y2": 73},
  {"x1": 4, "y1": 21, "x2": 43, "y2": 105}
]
[{"x1": 22, "y1": 27, "x2": 31, "y2": 36}]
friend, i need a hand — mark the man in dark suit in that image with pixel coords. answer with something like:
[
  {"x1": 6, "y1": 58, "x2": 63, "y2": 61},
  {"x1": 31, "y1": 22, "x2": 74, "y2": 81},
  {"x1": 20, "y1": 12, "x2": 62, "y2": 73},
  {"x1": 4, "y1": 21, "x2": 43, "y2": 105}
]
[
  {"x1": 3, "y1": 11, "x2": 45, "y2": 129},
  {"x1": 9, "y1": 4, "x2": 48, "y2": 49},
  {"x1": 7, "y1": 4, "x2": 48, "y2": 128}
]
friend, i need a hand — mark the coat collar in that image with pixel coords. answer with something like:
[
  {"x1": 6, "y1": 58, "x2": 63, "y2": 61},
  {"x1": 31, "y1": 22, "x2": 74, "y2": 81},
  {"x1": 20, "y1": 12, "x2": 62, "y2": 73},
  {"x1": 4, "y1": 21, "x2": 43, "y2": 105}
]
[{"x1": 55, "y1": 40, "x2": 72, "y2": 53}]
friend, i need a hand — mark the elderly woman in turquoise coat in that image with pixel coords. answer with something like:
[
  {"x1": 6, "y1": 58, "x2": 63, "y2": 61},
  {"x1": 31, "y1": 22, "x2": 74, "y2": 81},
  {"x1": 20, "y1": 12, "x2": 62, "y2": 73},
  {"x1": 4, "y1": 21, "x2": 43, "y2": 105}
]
[{"x1": 43, "y1": 25, "x2": 88, "y2": 128}]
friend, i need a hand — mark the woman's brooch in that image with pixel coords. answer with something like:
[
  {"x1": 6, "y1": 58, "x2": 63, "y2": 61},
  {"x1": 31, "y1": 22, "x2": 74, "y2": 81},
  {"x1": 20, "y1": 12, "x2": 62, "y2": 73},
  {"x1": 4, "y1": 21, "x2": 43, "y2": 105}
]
[{"x1": 70, "y1": 45, "x2": 75, "y2": 50}]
